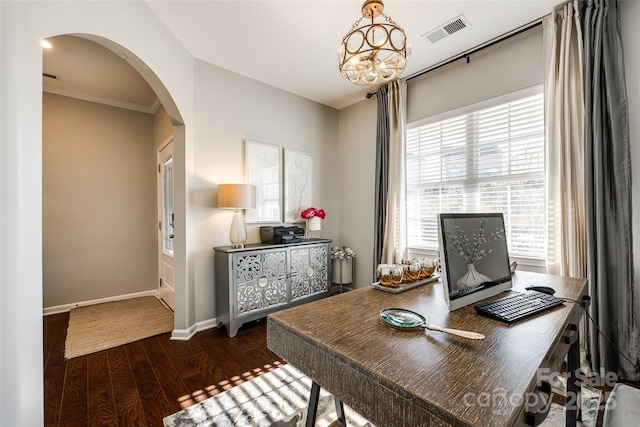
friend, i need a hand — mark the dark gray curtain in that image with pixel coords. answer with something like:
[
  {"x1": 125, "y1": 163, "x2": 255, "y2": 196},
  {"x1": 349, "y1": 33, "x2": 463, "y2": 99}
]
[
  {"x1": 373, "y1": 85, "x2": 389, "y2": 281},
  {"x1": 582, "y1": 0, "x2": 640, "y2": 380}
]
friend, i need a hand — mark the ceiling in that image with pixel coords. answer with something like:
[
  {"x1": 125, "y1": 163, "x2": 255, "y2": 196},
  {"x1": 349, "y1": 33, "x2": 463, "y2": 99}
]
[
  {"x1": 43, "y1": 35, "x2": 159, "y2": 113},
  {"x1": 43, "y1": 1, "x2": 559, "y2": 111}
]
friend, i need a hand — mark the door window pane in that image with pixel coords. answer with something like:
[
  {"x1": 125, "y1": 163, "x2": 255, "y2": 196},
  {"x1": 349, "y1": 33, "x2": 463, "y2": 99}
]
[{"x1": 163, "y1": 155, "x2": 174, "y2": 255}]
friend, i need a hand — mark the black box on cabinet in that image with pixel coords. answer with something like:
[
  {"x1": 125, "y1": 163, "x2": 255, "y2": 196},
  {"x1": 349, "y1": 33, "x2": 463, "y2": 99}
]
[{"x1": 260, "y1": 226, "x2": 305, "y2": 244}]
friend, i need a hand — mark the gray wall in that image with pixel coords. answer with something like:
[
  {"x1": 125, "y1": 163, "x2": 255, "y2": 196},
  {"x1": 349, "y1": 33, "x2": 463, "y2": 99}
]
[
  {"x1": 191, "y1": 59, "x2": 340, "y2": 323},
  {"x1": 407, "y1": 26, "x2": 543, "y2": 122},
  {"x1": 336, "y1": 99, "x2": 378, "y2": 284},
  {"x1": 41, "y1": 59, "x2": 341, "y2": 326},
  {"x1": 42, "y1": 92, "x2": 157, "y2": 308}
]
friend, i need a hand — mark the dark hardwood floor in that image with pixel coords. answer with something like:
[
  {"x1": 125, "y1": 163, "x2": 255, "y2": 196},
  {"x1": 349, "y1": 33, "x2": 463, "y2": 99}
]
[
  {"x1": 45, "y1": 311, "x2": 640, "y2": 427},
  {"x1": 43, "y1": 313, "x2": 284, "y2": 427}
]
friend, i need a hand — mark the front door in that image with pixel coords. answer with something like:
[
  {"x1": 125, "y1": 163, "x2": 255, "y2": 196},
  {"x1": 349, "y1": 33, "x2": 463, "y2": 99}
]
[{"x1": 158, "y1": 140, "x2": 175, "y2": 310}]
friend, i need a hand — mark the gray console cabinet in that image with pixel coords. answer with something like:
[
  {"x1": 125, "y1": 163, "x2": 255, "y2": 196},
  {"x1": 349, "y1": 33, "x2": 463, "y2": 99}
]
[{"x1": 214, "y1": 239, "x2": 332, "y2": 337}]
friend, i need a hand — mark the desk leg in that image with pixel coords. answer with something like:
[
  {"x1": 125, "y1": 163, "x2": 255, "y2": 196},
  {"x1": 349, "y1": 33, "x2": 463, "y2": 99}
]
[
  {"x1": 306, "y1": 381, "x2": 346, "y2": 427},
  {"x1": 564, "y1": 324, "x2": 580, "y2": 427},
  {"x1": 306, "y1": 381, "x2": 320, "y2": 427},
  {"x1": 335, "y1": 396, "x2": 346, "y2": 425}
]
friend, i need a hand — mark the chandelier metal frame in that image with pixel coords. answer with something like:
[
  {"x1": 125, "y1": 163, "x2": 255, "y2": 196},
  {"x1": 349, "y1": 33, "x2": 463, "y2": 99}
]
[{"x1": 338, "y1": 0, "x2": 411, "y2": 85}]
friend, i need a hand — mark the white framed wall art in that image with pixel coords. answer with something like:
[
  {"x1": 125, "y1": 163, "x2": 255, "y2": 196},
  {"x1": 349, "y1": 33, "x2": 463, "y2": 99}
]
[
  {"x1": 283, "y1": 148, "x2": 313, "y2": 223},
  {"x1": 244, "y1": 140, "x2": 282, "y2": 223}
]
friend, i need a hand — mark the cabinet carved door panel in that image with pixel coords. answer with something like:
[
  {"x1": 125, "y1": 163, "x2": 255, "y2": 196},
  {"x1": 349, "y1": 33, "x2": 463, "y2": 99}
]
[
  {"x1": 214, "y1": 240, "x2": 331, "y2": 337},
  {"x1": 235, "y1": 250, "x2": 287, "y2": 317},
  {"x1": 290, "y1": 245, "x2": 329, "y2": 302}
]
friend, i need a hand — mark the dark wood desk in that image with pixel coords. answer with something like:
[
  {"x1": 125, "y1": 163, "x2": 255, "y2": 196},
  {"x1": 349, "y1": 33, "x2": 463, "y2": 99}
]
[{"x1": 267, "y1": 271, "x2": 587, "y2": 427}]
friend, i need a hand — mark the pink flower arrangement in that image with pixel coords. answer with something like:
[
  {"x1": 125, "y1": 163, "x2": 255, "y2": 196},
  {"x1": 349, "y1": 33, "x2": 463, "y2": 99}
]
[{"x1": 300, "y1": 207, "x2": 326, "y2": 220}]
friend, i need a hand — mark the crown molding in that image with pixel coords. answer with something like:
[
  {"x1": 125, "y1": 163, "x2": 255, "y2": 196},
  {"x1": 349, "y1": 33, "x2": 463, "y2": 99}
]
[
  {"x1": 150, "y1": 96, "x2": 162, "y2": 114},
  {"x1": 43, "y1": 84, "x2": 157, "y2": 115}
]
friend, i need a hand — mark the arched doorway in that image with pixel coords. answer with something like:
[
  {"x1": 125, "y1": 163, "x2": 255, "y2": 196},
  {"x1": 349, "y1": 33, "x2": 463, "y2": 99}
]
[
  {"x1": 76, "y1": 34, "x2": 187, "y2": 332},
  {"x1": 1, "y1": 4, "x2": 194, "y2": 425},
  {"x1": 42, "y1": 35, "x2": 179, "y2": 312}
]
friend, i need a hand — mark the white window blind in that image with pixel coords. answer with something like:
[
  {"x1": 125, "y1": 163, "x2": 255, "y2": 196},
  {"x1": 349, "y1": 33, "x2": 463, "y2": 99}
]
[
  {"x1": 406, "y1": 86, "x2": 545, "y2": 259},
  {"x1": 258, "y1": 166, "x2": 280, "y2": 220}
]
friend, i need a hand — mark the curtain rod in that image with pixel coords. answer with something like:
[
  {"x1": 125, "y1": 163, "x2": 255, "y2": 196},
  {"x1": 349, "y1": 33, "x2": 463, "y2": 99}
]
[{"x1": 366, "y1": 17, "x2": 543, "y2": 99}]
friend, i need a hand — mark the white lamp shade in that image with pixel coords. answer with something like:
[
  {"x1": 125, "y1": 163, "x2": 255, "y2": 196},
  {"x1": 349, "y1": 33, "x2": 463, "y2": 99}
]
[{"x1": 217, "y1": 184, "x2": 256, "y2": 209}]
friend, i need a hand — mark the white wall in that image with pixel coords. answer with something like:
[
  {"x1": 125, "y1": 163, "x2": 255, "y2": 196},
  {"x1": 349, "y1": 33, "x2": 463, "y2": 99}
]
[
  {"x1": 42, "y1": 93, "x2": 157, "y2": 309},
  {"x1": 621, "y1": 0, "x2": 640, "y2": 317},
  {"x1": 0, "y1": 2, "x2": 194, "y2": 425}
]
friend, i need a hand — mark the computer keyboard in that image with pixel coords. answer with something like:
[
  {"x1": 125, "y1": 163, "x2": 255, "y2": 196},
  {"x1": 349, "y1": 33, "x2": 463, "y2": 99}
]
[{"x1": 474, "y1": 291, "x2": 565, "y2": 323}]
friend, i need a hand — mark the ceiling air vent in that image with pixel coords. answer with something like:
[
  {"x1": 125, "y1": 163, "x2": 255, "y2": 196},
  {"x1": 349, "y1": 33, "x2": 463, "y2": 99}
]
[{"x1": 422, "y1": 15, "x2": 470, "y2": 44}]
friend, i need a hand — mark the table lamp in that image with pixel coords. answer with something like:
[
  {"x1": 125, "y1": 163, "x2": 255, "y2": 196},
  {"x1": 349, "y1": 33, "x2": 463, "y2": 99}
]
[{"x1": 217, "y1": 183, "x2": 256, "y2": 248}]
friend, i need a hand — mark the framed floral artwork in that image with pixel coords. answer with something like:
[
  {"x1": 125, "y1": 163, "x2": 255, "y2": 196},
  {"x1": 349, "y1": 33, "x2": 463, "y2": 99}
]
[
  {"x1": 283, "y1": 148, "x2": 313, "y2": 223},
  {"x1": 244, "y1": 140, "x2": 282, "y2": 223}
]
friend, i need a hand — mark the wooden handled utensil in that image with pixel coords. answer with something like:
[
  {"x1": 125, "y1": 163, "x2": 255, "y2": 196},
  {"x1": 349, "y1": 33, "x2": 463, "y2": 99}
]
[
  {"x1": 422, "y1": 323, "x2": 485, "y2": 340},
  {"x1": 380, "y1": 308, "x2": 485, "y2": 340}
]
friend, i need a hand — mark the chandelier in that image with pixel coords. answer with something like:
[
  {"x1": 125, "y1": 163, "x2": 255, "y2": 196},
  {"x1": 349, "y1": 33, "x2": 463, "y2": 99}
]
[{"x1": 338, "y1": 0, "x2": 411, "y2": 85}]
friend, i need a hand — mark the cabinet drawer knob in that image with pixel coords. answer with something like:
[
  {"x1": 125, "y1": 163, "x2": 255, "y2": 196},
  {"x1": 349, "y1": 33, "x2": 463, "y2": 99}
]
[
  {"x1": 306, "y1": 267, "x2": 314, "y2": 277},
  {"x1": 258, "y1": 276, "x2": 268, "y2": 287}
]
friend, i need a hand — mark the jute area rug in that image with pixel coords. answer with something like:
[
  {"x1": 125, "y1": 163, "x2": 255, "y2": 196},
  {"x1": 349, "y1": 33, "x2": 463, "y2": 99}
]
[
  {"x1": 163, "y1": 364, "x2": 600, "y2": 427},
  {"x1": 65, "y1": 296, "x2": 173, "y2": 359}
]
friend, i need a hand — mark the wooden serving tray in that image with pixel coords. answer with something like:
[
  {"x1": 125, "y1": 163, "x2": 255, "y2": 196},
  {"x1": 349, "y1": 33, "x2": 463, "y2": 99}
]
[{"x1": 371, "y1": 274, "x2": 440, "y2": 294}]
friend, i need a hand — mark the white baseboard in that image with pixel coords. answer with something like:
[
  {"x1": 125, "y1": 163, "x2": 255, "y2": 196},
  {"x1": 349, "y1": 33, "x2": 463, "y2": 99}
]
[
  {"x1": 170, "y1": 317, "x2": 219, "y2": 341},
  {"x1": 42, "y1": 289, "x2": 160, "y2": 316},
  {"x1": 44, "y1": 291, "x2": 221, "y2": 342}
]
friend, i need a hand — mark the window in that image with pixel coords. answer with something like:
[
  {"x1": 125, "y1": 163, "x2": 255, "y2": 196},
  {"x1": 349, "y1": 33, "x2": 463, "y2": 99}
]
[
  {"x1": 245, "y1": 140, "x2": 282, "y2": 223},
  {"x1": 406, "y1": 86, "x2": 545, "y2": 261},
  {"x1": 162, "y1": 155, "x2": 174, "y2": 256}
]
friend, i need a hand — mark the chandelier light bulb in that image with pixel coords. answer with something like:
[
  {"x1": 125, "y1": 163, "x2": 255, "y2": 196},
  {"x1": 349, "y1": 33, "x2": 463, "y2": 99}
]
[
  {"x1": 338, "y1": 0, "x2": 410, "y2": 86},
  {"x1": 380, "y1": 62, "x2": 394, "y2": 79}
]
